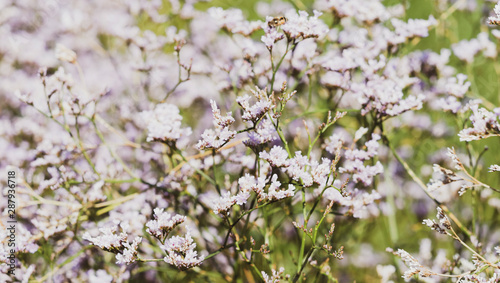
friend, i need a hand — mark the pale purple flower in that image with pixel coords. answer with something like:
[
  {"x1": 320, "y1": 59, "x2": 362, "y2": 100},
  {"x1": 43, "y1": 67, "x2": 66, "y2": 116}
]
[
  {"x1": 452, "y1": 38, "x2": 482, "y2": 63},
  {"x1": 261, "y1": 24, "x2": 285, "y2": 49},
  {"x1": 237, "y1": 88, "x2": 273, "y2": 123},
  {"x1": 208, "y1": 7, "x2": 262, "y2": 35},
  {"x1": 477, "y1": 32, "x2": 497, "y2": 58},
  {"x1": 351, "y1": 75, "x2": 424, "y2": 117},
  {"x1": 87, "y1": 270, "x2": 113, "y2": 283},
  {"x1": 161, "y1": 231, "x2": 204, "y2": 270},
  {"x1": 238, "y1": 173, "x2": 267, "y2": 200},
  {"x1": 260, "y1": 145, "x2": 290, "y2": 167},
  {"x1": 210, "y1": 99, "x2": 235, "y2": 128},
  {"x1": 311, "y1": 158, "x2": 332, "y2": 186},
  {"x1": 83, "y1": 227, "x2": 141, "y2": 265},
  {"x1": 212, "y1": 191, "x2": 237, "y2": 215},
  {"x1": 281, "y1": 10, "x2": 329, "y2": 40},
  {"x1": 197, "y1": 100, "x2": 236, "y2": 150},
  {"x1": 261, "y1": 267, "x2": 287, "y2": 283},
  {"x1": 115, "y1": 236, "x2": 142, "y2": 265},
  {"x1": 83, "y1": 227, "x2": 127, "y2": 253},
  {"x1": 488, "y1": 1, "x2": 500, "y2": 25},
  {"x1": 285, "y1": 152, "x2": 314, "y2": 186},
  {"x1": 387, "y1": 248, "x2": 435, "y2": 280},
  {"x1": 142, "y1": 103, "x2": 192, "y2": 144},
  {"x1": 458, "y1": 105, "x2": 500, "y2": 141},
  {"x1": 55, "y1": 44, "x2": 77, "y2": 63},
  {"x1": 391, "y1": 16, "x2": 437, "y2": 41},
  {"x1": 243, "y1": 118, "x2": 278, "y2": 148},
  {"x1": 489, "y1": 165, "x2": 500, "y2": 172},
  {"x1": 320, "y1": 71, "x2": 350, "y2": 89},
  {"x1": 323, "y1": 0, "x2": 390, "y2": 23},
  {"x1": 325, "y1": 133, "x2": 344, "y2": 155},
  {"x1": 435, "y1": 74, "x2": 470, "y2": 98},
  {"x1": 267, "y1": 174, "x2": 295, "y2": 201},
  {"x1": 146, "y1": 208, "x2": 186, "y2": 239}
]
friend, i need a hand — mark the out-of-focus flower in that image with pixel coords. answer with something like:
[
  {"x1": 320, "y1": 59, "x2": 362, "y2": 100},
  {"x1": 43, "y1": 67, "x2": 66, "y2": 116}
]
[
  {"x1": 321, "y1": 0, "x2": 390, "y2": 23},
  {"x1": 142, "y1": 103, "x2": 192, "y2": 145},
  {"x1": 282, "y1": 10, "x2": 329, "y2": 40},
  {"x1": 208, "y1": 7, "x2": 262, "y2": 35},
  {"x1": 55, "y1": 44, "x2": 77, "y2": 63}
]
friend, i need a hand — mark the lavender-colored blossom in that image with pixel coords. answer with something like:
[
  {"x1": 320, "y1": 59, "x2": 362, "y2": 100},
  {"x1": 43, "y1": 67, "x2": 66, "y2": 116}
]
[
  {"x1": 281, "y1": 10, "x2": 329, "y2": 40},
  {"x1": 243, "y1": 118, "x2": 278, "y2": 148},
  {"x1": 142, "y1": 103, "x2": 192, "y2": 144},
  {"x1": 261, "y1": 24, "x2": 285, "y2": 49},
  {"x1": 260, "y1": 145, "x2": 290, "y2": 167},
  {"x1": 391, "y1": 16, "x2": 437, "y2": 42},
  {"x1": 197, "y1": 100, "x2": 236, "y2": 150},
  {"x1": 452, "y1": 38, "x2": 482, "y2": 63},
  {"x1": 208, "y1": 7, "x2": 262, "y2": 36},
  {"x1": 237, "y1": 88, "x2": 274, "y2": 122},
  {"x1": 321, "y1": 0, "x2": 390, "y2": 23}
]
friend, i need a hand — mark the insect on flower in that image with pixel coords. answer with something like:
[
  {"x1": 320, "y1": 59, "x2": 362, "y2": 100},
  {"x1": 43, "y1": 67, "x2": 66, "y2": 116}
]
[{"x1": 268, "y1": 16, "x2": 287, "y2": 28}]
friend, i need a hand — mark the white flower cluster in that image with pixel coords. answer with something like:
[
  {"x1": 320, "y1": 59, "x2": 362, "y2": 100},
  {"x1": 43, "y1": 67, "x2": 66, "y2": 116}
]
[
  {"x1": 489, "y1": 164, "x2": 500, "y2": 172},
  {"x1": 143, "y1": 103, "x2": 192, "y2": 144},
  {"x1": 243, "y1": 118, "x2": 278, "y2": 148},
  {"x1": 260, "y1": 145, "x2": 290, "y2": 167},
  {"x1": 488, "y1": 1, "x2": 500, "y2": 26},
  {"x1": 351, "y1": 75, "x2": 424, "y2": 118},
  {"x1": 281, "y1": 10, "x2": 329, "y2": 40},
  {"x1": 451, "y1": 32, "x2": 497, "y2": 63},
  {"x1": 323, "y1": 0, "x2": 390, "y2": 23},
  {"x1": 325, "y1": 187, "x2": 381, "y2": 218},
  {"x1": 161, "y1": 231, "x2": 204, "y2": 270},
  {"x1": 146, "y1": 208, "x2": 186, "y2": 240},
  {"x1": 261, "y1": 23, "x2": 285, "y2": 49},
  {"x1": 458, "y1": 105, "x2": 500, "y2": 141},
  {"x1": 390, "y1": 16, "x2": 437, "y2": 45},
  {"x1": 386, "y1": 248, "x2": 435, "y2": 280},
  {"x1": 422, "y1": 207, "x2": 451, "y2": 235},
  {"x1": 339, "y1": 132, "x2": 384, "y2": 186},
  {"x1": 83, "y1": 226, "x2": 142, "y2": 265},
  {"x1": 197, "y1": 100, "x2": 236, "y2": 150},
  {"x1": 237, "y1": 88, "x2": 274, "y2": 123},
  {"x1": 208, "y1": 7, "x2": 262, "y2": 36},
  {"x1": 212, "y1": 173, "x2": 295, "y2": 215},
  {"x1": 262, "y1": 267, "x2": 287, "y2": 283}
]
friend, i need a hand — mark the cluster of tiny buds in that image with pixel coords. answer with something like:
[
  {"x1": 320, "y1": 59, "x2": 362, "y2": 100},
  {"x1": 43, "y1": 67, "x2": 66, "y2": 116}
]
[
  {"x1": 293, "y1": 221, "x2": 313, "y2": 234},
  {"x1": 260, "y1": 243, "x2": 270, "y2": 254},
  {"x1": 422, "y1": 207, "x2": 452, "y2": 234}
]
